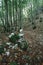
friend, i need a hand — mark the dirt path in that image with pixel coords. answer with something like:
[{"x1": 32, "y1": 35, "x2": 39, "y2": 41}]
[{"x1": 24, "y1": 30, "x2": 43, "y2": 55}]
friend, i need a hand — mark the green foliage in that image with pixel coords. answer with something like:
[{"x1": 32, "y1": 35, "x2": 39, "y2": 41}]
[
  {"x1": 10, "y1": 62, "x2": 18, "y2": 65},
  {"x1": 14, "y1": 0, "x2": 28, "y2": 8},
  {"x1": 9, "y1": 34, "x2": 20, "y2": 44},
  {"x1": 19, "y1": 41, "x2": 28, "y2": 51},
  {"x1": 19, "y1": 0, "x2": 28, "y2": 8},
  {"x1": 0, "y1": 45, "x2": 4, "y2": 54}
]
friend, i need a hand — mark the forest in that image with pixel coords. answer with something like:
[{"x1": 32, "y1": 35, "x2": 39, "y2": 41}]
[{"x1": 0, "y1": 0, "x2": 43, "y2": 65}]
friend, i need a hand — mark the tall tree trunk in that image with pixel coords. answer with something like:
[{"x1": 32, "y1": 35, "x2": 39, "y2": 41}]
[
  {"x1": 15, "y1": 0, "x2": 18, "y2": 31},
  {"x1": 30, "y1": 4, "x2": 33, "y2": 22},
  {"x1": 4, "y1": 0, "x2": 9, "y2": 32},
  {"x1": 19, "y1": 0, "x2": 22, "y2": 29},
  {"x1": 12, "y1": 0, "x2": 14, "y2": 25},
  {"x1": 8, "y1": 0, "x2": 12, "y2": 32},
  {"x1": 2, "y1": 0, "x2": 4, "y2": 26}
]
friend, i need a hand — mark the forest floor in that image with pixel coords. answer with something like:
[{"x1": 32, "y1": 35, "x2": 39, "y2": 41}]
[
  {"x1": 23, "y1": 12, "x2": 43, "y2": 65},
  {"x1": 0, "y1": 31, "x2": 43, "y2": 65},
  {"x1": 0, "y1": 12, "x2": 43, "y2": 65}
]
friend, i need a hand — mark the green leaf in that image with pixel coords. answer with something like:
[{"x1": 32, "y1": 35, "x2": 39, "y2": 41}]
[
  {"x1": 10, "y1": 62, "x2": 18, "y2": 65},
  {"x1": 20, "y1": 41, "x2": 28, "y2": 51},
  {"x1": 0, "y1": 45, "x2": 4, "y2": 54},
  {"x1": 9, "y1": 34, "x2": 20, "y2": 43}
]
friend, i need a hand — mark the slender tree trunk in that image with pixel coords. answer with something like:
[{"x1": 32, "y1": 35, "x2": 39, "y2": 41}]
[
  {"x1": 19, "y1": 0, "x2": 22, "y2": 29},
  {"x1": 15, "y1": 0, "x2": 18, "y2": 31},
  {"x1": 30, "y1": 4, "x2": 33, "y2": 22},
  {"x1": 4, "y1": 0, "x2": 11, "y2": 32},
  {"x1": 8, "y1": 0, "x2": 12, "y2": 32},
  {"x1": 2, "y1": 0, "x2": 4, "y2": 26},
  {"x1": 12, "y1": 0, "x2": 14, "y2": 25},
  {"x1": 5, "y1": 1, "x2": 8, "y2": 31}
]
